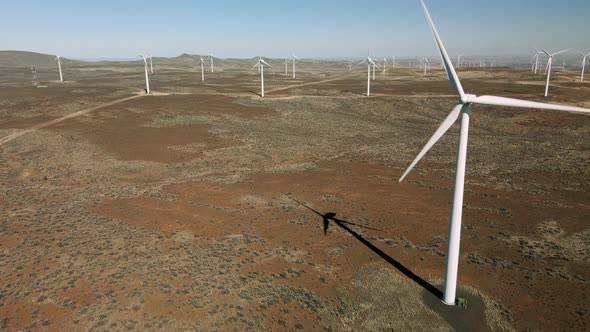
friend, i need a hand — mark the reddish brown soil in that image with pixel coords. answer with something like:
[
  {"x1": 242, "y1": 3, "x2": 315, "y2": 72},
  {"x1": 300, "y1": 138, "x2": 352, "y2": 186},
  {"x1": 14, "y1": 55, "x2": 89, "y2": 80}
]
[{"x1": 0, "y1": 66, "x2": 588, "y2": 331}]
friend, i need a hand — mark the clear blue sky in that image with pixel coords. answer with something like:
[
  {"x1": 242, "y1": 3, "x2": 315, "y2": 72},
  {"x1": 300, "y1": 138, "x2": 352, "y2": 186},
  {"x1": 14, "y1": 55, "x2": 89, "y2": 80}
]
[{"x1": 2, "y1": 0, "x2": 589, "y2": 59}]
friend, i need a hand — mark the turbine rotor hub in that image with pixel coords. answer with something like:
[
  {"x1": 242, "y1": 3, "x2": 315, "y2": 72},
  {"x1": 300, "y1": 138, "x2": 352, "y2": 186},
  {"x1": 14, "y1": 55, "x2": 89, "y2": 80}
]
[{"x1": 462, "y1": 94, "x2": 477, "y2": 104}]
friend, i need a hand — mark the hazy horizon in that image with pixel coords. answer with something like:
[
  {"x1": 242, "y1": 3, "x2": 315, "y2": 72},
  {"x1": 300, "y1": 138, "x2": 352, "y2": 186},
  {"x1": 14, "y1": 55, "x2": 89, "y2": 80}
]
[{"x1": 2, "y1": 0, "x2": 589, "y2": 59}]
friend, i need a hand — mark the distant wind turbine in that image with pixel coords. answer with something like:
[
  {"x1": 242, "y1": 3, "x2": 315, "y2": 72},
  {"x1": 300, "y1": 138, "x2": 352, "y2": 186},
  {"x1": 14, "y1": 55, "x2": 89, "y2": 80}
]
[
  {"x1": 139, "y1": 55, "x2": 150, "y2": 94},
  {"x1": 199, "y1": 57, "x2": 205, "y2": 81},
  {"x1": 250, "y1": 57, "x2": 272, "y2": 97},
  {"x1": 531, "y1": 49, "x2": 542, "y2": 74},
  {"x1": 149, "y1": 55, "x2": 154, "y2": 74},
  {"x1": 292, "y1": 54, "x2": 298, "y2": 79},
  {"x1": 209, "y1": 54, "x2": 214, "y2": 73},
  {"x1": 401, "y1": 0, "x2": 590, "y2": 307},
  {"x1": 283, "y1": 58, "x2": 289, "y2": 75},
  {"x1": 356, "y1": 53, "x2": 377, "y2": 96},
  {"x1": 423, "y1": 57, "x2": 430, "y2": 75},
  {"x1": 578, "y1": 51, "x2": 590, "y2": 82},
  {"x1": 55, "y1": 56, "x2": 63, "y2": 82},
  {"x1": 541, "y1": 48, "x2": 571, "y2": 97}
]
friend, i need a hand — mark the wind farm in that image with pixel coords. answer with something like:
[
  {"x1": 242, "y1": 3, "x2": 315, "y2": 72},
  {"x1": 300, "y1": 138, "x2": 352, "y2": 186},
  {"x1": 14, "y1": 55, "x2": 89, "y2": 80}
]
[{"x1": 0, "y1": 1, "x2": 589, "y2": 331}]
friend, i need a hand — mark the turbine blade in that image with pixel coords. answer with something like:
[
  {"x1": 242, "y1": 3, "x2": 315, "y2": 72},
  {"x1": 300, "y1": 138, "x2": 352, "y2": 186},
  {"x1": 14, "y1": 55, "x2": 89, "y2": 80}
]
[
  {"x1": 552, "y1": 49, "x2": 572, "y2": 56},
  {"x1": 541, "y1": 49, "x2": 551, "y2": 56},
  {"x1": 470, "y1": 95, "x2": 590, "y2": 114},
  {"x1": 249, "y1": 62, "x2": 259, "y2": 72},
  {"x1": 420, "y1": 0, "x2": 465, "y2": 99},
  {"x1": 355, "y1": 59, "x2": 367, "y2": 67},
  {"x1": 399, "y1": 104, "x2": 463, "y2": 182}
]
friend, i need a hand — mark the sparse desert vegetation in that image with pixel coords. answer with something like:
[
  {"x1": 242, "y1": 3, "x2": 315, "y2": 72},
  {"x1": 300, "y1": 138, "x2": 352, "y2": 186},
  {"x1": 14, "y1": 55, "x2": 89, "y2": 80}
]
[{"x1": 0, "y1": 52, "x2": 588, "y2": 331}]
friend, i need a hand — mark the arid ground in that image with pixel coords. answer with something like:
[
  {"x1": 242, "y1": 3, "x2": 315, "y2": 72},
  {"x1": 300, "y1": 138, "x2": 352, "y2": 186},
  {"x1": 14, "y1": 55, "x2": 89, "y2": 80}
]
[{"x1": 0, "y1": 58, "x2": 589, "y2": 331}]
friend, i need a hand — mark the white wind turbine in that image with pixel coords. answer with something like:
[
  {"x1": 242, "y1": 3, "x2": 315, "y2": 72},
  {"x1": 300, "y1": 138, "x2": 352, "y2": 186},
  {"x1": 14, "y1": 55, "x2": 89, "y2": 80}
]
[
  {"x1": 382, "y1": 58, "x2": 388, "y2": 74},
  {"x1": 209, "y1": 54, "x2": 214, "y2": 73},
  {"x1": 356, "y1": 54, "x2": 377, "y2": 96},
  {"x1": 283, "y1": 58, "x2": 289, "y2": 75},
  {"x1": 139, "y1": 55, "x2": 150, "y2": 94},
  {"x1": 55, "y1": 55, "x2": 64, "y2": 82},
  {"x1": 400, "y1": 0, "x2": 590, "y2": 306},
  {"x1": 199, "y1": 57, "x2": 205, "y2": 81},
  {"x1": 292, "y1": 54, "x2": 298, "y2": 79},
  {"x1": 149, "y1": 55, "x2": 154, "y2": 74},
  {"x1": 578, "y1": 51, "x2": 590, "y2": 82},
  {"x1": 371, "y1": 56, "x2": 380, "y2": 80},
  {"x1": 423, "y1": 57, "x2": 430, "y2": 75},
  {"x1": 531, "y1": 49, "x2": 542, "y2": 74},
  {"x1": 541, "y1": 48, "x2": 571, "y2": 97},
  {"x1": 250, "y1": 57, "x2": 272, "y2": 97}
]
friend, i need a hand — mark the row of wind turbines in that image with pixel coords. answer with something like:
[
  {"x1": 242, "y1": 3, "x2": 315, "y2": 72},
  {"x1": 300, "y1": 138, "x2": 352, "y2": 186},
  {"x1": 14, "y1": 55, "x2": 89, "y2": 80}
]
[
  {"x1": 530, "y1": 49, "x2": 590, "y2": 96},
  {"x1": 52, "y1": 48, "x2": 587, "y2": 100}
]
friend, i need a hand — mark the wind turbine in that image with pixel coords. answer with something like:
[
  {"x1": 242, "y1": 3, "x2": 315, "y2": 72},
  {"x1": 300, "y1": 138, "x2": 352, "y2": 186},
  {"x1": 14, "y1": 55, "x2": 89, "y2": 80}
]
[
  {"x1": 356, "y1": 54, "x2": 377, "y2": 96},
  {"x1": 292, "y1": 54, "x2": 298, "y2": 79},
  {"x1": 423, "y1": 57, "x2": 430, "y2": 75},
  {"x1": 382, "y1": 58, "x2": 388, "y2": 74},
  {"x1": 283, "y1": 58, "x2": 290, "y2": 75},
  {"x1": 531, "y1": 49, "x2": 542, "y2": 74},
  {"x1": 250, "y1": 57, "x2": 272, "y2": 97},
  {"x1": 400, "y1": 0, "x2": 590, "y2": 307},
  {"x1": 457, "y1": 55, "x2": 462, "y2": 68},
  {"x1": 209, "y1": 54, "x2": 214, "y2": 73},
  {"x1": 541, "y1": 48, "x2": 571, "y2": 97},
  {"x1": 199, "y1": 57, "x2": 205, "y2": 81},
  {"x1": 577, "y1": 51, "x2": 590, "y2": 82},
  {"x1": 149, "y1": 55, "x2": 154, "y2": 74},
  {"x1": 55, "y1": 55, "x2": 64, "y2": 82},
  {"x1": 139, "y1": 55, "x2": 150, "y2": 94}
]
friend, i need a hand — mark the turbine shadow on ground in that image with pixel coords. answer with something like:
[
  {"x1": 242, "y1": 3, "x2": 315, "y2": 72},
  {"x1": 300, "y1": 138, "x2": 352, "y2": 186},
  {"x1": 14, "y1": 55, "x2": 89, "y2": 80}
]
[
  {"x1": 248, "y1": 90, "x2": 262, "y2": 97},
  {"x1": 285, "y1": 195, "x2": 443, "y2": 301}
]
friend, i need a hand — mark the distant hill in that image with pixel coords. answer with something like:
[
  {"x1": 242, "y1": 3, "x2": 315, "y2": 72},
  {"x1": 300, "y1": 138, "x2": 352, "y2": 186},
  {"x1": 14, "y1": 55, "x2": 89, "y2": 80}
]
[
  {"x1": 0, "y1": 50, "x2": 349, "y2": 72},
  {"x1": 0, "y1": 51, "x2": 84, "y2": 68}
]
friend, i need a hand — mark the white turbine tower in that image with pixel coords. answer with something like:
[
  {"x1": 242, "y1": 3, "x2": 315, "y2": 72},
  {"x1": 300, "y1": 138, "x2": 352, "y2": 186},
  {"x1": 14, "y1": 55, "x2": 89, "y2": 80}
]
[
  {"x1": 372, "y1": 57, "x2": 378, "y2": 80},
  {"x1": 578, "y1": 51, "x2": 590, "y2": 82},
  {"x1": 250, "y1": 57, "x2": 272, "y2": 97},
  {"x1": 139, "y1": 55, "x2": 150, "y2": 94},
  {"x1": 541, "y1": 48, "x2": 571, "y2": 97},
  {"x1": 283, "y1": 58, "x2": 290, "y2": 75},
  {"x1": 199, "y1": 57, "x2": 205, "y2": 81},
  {"x1": 356, "y1": 54, "x2": 377, "y2": 96},
  {"x1": 292, "y1": 54, "x2": 298, "y2": 79},
  {"x1": 423, "y1": 57, "x2": 430, "y2": 75},
  {"x1": 209, "y1": 54, "x2": 214, "y2": 73},
  {"x1": 55, "y1": 55, "x2": 64, "y2": 82},
  {"x1": 149, "y1": 55, "x2": 154, "y2": 74},
  {"x1": 400, "y1": 0, "x2": 590, "y2": 306}
]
